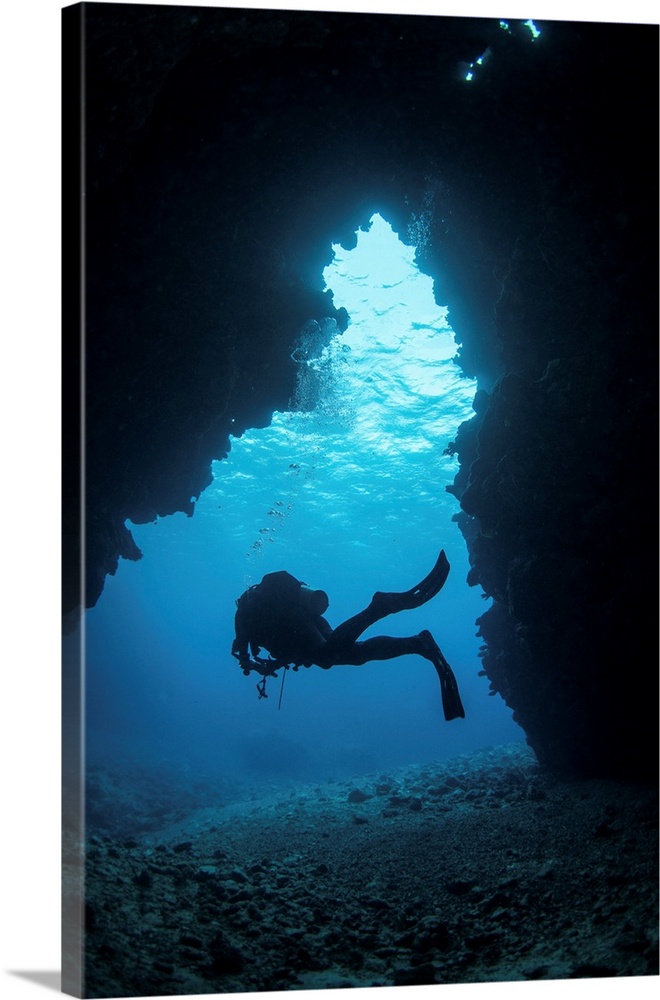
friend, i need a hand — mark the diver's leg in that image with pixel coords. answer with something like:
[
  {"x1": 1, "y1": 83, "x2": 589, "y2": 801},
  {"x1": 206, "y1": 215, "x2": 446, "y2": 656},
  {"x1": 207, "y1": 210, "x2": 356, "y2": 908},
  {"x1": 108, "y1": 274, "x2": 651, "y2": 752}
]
[
  {"x1": 324, "y1": 605, "x2": 391, "y2": 652},
  {"x1": 321, "y1": 630, "x2": 465, "y2": 722},
  {"x1": 326, "y1": 550, "x2": 451, "y2": 651},
  {"x1": 327, "y1": 635, "x2": 427, "y2": 666}
]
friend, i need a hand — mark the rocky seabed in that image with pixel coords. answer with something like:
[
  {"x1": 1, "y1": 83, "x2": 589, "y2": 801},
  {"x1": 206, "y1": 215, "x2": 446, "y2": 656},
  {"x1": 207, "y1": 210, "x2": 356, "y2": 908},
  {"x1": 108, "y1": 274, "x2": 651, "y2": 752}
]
[{"x1": 78, "y1": 744, "x2": 658, "y2": 997}]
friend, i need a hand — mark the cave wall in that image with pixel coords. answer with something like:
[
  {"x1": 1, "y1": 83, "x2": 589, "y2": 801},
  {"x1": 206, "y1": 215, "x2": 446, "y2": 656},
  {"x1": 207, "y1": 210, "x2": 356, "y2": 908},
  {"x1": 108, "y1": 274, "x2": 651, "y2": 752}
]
[{"x1": 63, "y1": 4, "x2": 658, "y2": 779}]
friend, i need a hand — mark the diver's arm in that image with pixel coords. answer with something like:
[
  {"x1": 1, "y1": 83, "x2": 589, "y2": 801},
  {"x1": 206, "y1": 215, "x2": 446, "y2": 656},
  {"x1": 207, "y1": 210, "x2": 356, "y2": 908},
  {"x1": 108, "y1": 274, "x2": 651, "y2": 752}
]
[
  {"x1": 231, "y1": 638, "x2": 279, "y2": 677},
  {"x1": 231, "y1": 604, "x2": 254, "y2": 670},
  {"x1": 231, "y1": 603, "x2": 278, "y2": 676},
  {"x1": 231, "y1": 636, "x2": 251, "y2": 669}
]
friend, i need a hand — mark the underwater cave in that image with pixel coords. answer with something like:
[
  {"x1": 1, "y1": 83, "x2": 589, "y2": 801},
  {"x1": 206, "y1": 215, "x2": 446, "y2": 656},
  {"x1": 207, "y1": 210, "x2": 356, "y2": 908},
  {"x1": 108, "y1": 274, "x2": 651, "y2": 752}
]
[{"x1": 63, "y1": 6, "x2": 658, "y2": 784}]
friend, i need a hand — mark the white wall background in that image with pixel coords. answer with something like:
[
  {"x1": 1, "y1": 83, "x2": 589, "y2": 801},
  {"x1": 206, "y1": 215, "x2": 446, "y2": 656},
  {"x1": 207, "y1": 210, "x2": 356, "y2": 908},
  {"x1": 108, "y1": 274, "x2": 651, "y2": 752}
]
[{"x1": 2, "y1": 2, "x2": 656, "y2": 1000}]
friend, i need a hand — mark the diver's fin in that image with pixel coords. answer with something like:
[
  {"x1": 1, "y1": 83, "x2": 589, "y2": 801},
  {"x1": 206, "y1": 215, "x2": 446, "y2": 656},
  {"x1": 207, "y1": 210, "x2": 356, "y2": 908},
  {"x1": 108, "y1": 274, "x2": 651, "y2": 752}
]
[
  {"x1": 374, "y1": 550, "x2": 450, "y2": 614},
  {"x1": 438, "y1": 661, "x2": 465, "y2": 722},
  {"x1": 412, "y1": 549, "x2": 450, "y2": 603},
  {"x1": 419, "y1": 629, "x2": 465, "y2": 721}
]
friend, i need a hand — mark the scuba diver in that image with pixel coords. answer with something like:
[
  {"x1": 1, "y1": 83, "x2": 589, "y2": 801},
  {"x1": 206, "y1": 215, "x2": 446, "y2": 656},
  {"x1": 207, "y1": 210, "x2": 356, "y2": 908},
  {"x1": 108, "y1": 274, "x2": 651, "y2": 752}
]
[{"x1": 231, "y1": 550, "x2": 465, "y2": 721}]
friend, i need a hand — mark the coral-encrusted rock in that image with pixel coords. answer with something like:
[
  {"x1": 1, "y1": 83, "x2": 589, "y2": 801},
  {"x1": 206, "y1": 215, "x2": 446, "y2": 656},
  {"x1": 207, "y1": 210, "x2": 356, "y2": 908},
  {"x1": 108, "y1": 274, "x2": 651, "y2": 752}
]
[{"x1": 348, "y1": 788, "x2": 371, "y2": 804}]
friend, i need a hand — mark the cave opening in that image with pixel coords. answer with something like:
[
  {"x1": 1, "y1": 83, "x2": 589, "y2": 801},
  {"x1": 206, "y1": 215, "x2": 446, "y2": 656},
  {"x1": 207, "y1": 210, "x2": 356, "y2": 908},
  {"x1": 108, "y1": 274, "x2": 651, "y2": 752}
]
[
  {"x1": 82, "y1": 210, "x2": 521, "y2": 783},
  {"x1": 207, "y1": 211, "x2": 479, "y2": 569}
]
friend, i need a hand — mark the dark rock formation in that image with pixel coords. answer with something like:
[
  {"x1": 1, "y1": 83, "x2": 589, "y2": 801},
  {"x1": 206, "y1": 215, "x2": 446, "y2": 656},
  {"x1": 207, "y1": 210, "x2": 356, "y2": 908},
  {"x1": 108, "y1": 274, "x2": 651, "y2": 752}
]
[{"x1": 62, "y1": 5, "x2": 658, "y2": 780}]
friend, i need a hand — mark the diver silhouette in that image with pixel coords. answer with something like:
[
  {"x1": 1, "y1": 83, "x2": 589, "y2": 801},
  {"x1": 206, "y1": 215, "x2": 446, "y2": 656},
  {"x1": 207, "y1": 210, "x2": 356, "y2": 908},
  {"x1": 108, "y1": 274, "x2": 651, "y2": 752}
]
[{"x1": 231, "y1": 550, "x2": 465, "y2": 721}]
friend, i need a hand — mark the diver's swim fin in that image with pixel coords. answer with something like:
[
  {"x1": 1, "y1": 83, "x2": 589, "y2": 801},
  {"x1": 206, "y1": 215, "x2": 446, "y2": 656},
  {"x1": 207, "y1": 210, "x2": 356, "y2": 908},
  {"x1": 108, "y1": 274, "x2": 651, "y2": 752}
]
[
  {"x1": 418, "y1": 628, "x2": 465, "y2": 721},
  {"x1": 411, "y1": 549, "x2": 450, "y2": 604},
  {"x1": 438, "y1": 660, "x2": 465, "y2": 722},
  {"x1": 374, "y1": 550, "x2": 451, "y2": 615}
]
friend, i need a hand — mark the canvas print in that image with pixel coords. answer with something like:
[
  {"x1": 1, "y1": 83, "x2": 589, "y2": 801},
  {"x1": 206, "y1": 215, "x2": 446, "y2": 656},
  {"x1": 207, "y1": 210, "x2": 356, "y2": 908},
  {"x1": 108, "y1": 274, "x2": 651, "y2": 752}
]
[{"x1": 62, "y1": 2, "x2": 659, "y2": 998}]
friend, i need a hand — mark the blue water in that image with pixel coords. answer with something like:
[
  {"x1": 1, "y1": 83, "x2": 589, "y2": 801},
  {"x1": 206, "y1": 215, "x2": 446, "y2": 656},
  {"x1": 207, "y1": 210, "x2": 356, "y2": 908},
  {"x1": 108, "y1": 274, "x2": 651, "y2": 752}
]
[{"x1": 82, "y1": 215, "x2": 522, "y2": 810}]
